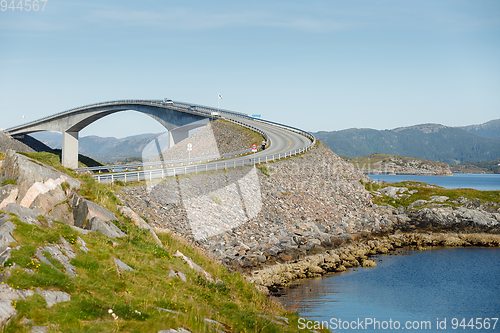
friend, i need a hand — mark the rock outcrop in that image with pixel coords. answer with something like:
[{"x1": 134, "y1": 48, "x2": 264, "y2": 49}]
[
  {"x1": 0, "y1": 150, "x2": 164, "y2": 327},
  {"x1": 350, "y1": 153, "x2": 453, "y2": 175}
]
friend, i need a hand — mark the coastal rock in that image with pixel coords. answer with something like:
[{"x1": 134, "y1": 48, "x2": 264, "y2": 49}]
[
  {"x1": 88, "y1": 217, "x2": 126, "y2": 239},
  {"x1": 379, "y1": 186, "x2": 408, "y2": 198},
  {"x1": 409, "y1": 199, "x2": 428, "y2": 208},
  {"x1": 38, "y1": 244, "x2": 77, "y2": 277},
  {"x1": 0, "y1": 284, "x2": 35, "y2": 327},
  {"x1": 113, "y1": 257, "x2": 134, "y2": 272},
  {"x1": 361, "y1": 259, "x2": 377, "y2": 267},
  {"x1": 2, "y1": 203, "x2": 40, "y2": 225},
  {"x1": 51, "y1": 203, "x2": 74, "y2": 226},
  {"x1": 35, "y1": 289, "x2": 71, "y2": 307},
  {"x1": 0, "y1": 150, "x2": 79, "y2": 206},
  {"x1": 174, "y1": 250, "x2": 214, "y2": 282},
  {"x1": 30, "y1": 326, "x2": 48, "y2": 333},
  {"x1": 408, "y1": 207, "x2": 499, "y2": 230},
  {"x1": 0, "y1": 221, "x2": 16, "y2": 254},
  {"x1": 351, "y1": 154, "x2": 453, "y2": 176},
  {"x1": 0, "y1": 185, "x2": 18, "y2": 210},
  {"x1": 69, "y1": 193, "x2": 117, "y2": 229},
  {"x1": 430, "y1": 196, "x2": 449, "y2": 203}
]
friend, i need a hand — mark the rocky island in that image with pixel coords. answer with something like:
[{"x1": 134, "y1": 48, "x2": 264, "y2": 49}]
[{"x1": 347, "y1": 153, "x2": 453, "y2": 175}]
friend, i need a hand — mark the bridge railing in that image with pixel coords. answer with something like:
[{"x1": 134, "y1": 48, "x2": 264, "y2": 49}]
[
  {"x1": 76, "y1": 110, "x2": 269, "y2": 173},
  {"x1": 94, "y1": 144, "x2": 314, "y2": 183},
  {"x1": 3, "y1": 99, "x2": 236, "y2": 133}
]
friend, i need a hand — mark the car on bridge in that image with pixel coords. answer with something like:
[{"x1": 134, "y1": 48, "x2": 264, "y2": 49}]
[{"x1": 163, "y1": 98, "x2": 173, "y2": 104}]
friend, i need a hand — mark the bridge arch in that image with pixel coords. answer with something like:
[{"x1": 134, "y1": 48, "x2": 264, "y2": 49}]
[{"x1": 6, "y1": 101, "x2": 212, "y2": 168}]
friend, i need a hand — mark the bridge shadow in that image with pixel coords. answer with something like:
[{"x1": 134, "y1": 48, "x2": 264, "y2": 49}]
[{"x1": 14, "y1": 134, "x2": 104, "y2": 168}]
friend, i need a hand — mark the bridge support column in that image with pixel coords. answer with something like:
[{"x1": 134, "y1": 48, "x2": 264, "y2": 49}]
[
  {"x1": 168, "y1": 128, "x2": 190, "y2": 148},
  {"x1": 62, "y1": 131, "x2": 79, "y2": 169}
]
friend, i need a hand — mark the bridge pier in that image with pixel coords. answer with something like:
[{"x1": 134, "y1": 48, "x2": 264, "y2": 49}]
[
  {"x1": 168, "y1": 127, "x2": 190, "y2": 148},
  {"x1": 62, "y1": 131, "x2": 79, "y2": 169}
]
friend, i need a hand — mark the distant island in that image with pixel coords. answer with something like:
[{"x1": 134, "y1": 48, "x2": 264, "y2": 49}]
[{"x1": 345, "y1": 154, "x2": 453, "y2": 176}]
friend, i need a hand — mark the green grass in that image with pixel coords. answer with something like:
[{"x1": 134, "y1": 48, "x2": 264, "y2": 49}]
[
  {"x1": 3, "y1": 150, "x2": 309, "y2": 333},
  {"x1": 363, "y1": 180, "x2": 500, "y2": 208},
  {"x1": 258, "y1": 165, "x2": 271, "y2": 177},
  {"x1": 4, "y1": 218, "x2": 302, "y2": 333},
  {"x1": 1, "y1": 178, "x2": 16, "y2": 186},
  {"x1": 218, "y1": 119, "x2": 266, "y2": 148}
]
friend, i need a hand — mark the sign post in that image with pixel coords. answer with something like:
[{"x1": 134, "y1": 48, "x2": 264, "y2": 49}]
[
  {"x1": 187, "y1": 143, "x2": 192, "y2": 162},
  {"x1": 252, "y1": 144, "x2": 257, "y2": 166}
]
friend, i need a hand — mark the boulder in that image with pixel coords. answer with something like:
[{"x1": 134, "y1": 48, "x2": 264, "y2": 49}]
[
  {"x1": 38, "y1": 244, "x2": 77, "y2": 277},
  {"x1": 51, "y1": 203, "x2": 74, "y2": 226},
  {"x1": 379, "y1": 186, "x2": 408, "y2": 198},
  {"x1": 35, "y1": 289, "x2": 71, "y2": 307},
  {"x1": 2, "y1": 203, "x2": 40, "y2": 225},
  {"x1": 0, "y1": 221, "x2": 16, "y2": 266},
  {"x1": 69, "y1": 193, "x2": 117, "y2": 229},
  {"x1": 409, "y1": 199, "x2": 428, "y2": 208},
  {"x1": 408, "y1": 207, "x2": 499, "y2": 230},
  {"x1": 88, "y1": 217, "x2": 126, "y2": 238},
  {"x1": 29, "y1": 187, "x2": 66, "y2": 215},
  {"x1": 113, "y1": 257, "x2": 134, "y2": 272},
  {"x1": 174, "y1": 250, "x2": 214, "y2": 282},
  {"x1": 0, "y1": 150, "x2": 79, "y2": 206},
  {"x1": 0, "y1": 185, "x2": 18, "y2": 210},
  {"x1": 430, "y1": 196, "x2": 449, "y2": 203},
  {"x1": 0, "y1": 284, "x2": 35, "y2": 327}
]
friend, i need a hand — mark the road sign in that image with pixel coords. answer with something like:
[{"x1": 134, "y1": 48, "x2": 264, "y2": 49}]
[
  {"x1": 187, "y1": 143, "x2": 192, "y2": 151},
  {"x1": 252, "y1": 144, "x2": 257, "y2": 152}
]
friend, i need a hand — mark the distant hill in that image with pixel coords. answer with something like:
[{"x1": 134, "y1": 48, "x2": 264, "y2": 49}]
[
  {"x1": 314, "y1": 121, "x2": 500, "y2": 164},
  {"x1": 459, "y1": 119, "x2": 500, "y2": 140},
  {"x1": 31, "y1": 132, "x2": 162, "y2": 162}
]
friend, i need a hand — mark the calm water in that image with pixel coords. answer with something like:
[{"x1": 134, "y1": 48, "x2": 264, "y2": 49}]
[
  {"x1": 279, "y1": 248, "x2": 500, "y2": 332},
  {"x1": 367, "y1": 173, "x2": 500, "y2": 191}
]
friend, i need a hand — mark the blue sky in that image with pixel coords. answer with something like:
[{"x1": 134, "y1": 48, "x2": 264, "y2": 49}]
[{"x1": 1, "y1": 0, "x2": 499, "y2": 138}]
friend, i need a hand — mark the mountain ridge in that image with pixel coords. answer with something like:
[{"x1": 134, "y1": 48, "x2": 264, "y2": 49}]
[{"x1": 314, "y1": 119, "x2": 500, "y2": 164}]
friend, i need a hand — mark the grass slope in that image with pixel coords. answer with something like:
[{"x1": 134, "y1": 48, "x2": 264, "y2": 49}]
[{"x1": 3, "y1": 152, "x2": 308, "y2": 333}]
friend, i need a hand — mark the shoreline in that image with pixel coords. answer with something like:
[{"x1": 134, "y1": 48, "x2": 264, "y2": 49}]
[{"x1": 247, "y1": 229, "x2": 500, "y2": 295}]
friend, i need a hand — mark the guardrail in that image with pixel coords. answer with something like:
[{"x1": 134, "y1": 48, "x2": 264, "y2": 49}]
[
  {"x1": 94, "y1": 145, "x2": 313, "y2": 183},
  {"x1": 76, "y1": 112, "x2": 269, "y2": 173}
]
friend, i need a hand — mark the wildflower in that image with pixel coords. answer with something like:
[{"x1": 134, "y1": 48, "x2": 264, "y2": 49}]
[{"x1": 108, "y1": 309, "x2": 113, "y2": 314}]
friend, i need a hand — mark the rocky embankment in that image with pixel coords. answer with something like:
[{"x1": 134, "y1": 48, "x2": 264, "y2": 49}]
[
  {"x1": 349, "y1": 153, "x2": 453, "y2": 175},
  {"x1": 150, "y1": 120, "x2": 262, "y2": 163},
  {"x1": 118, "y1": 143, "x2": 499, "y2": 293},
  {"x1": 119, "y1": 143, "x2": 388, "y2": 266}
]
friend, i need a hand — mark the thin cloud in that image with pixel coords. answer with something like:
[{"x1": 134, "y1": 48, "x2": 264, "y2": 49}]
[{"x1": 88, "y1": 7, "x2": 353, "y2": 32}]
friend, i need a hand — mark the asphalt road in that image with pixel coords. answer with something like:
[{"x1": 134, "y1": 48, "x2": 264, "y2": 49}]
[{"x1": 94, "y1": 114, "x2": 314, "y2": 182}]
